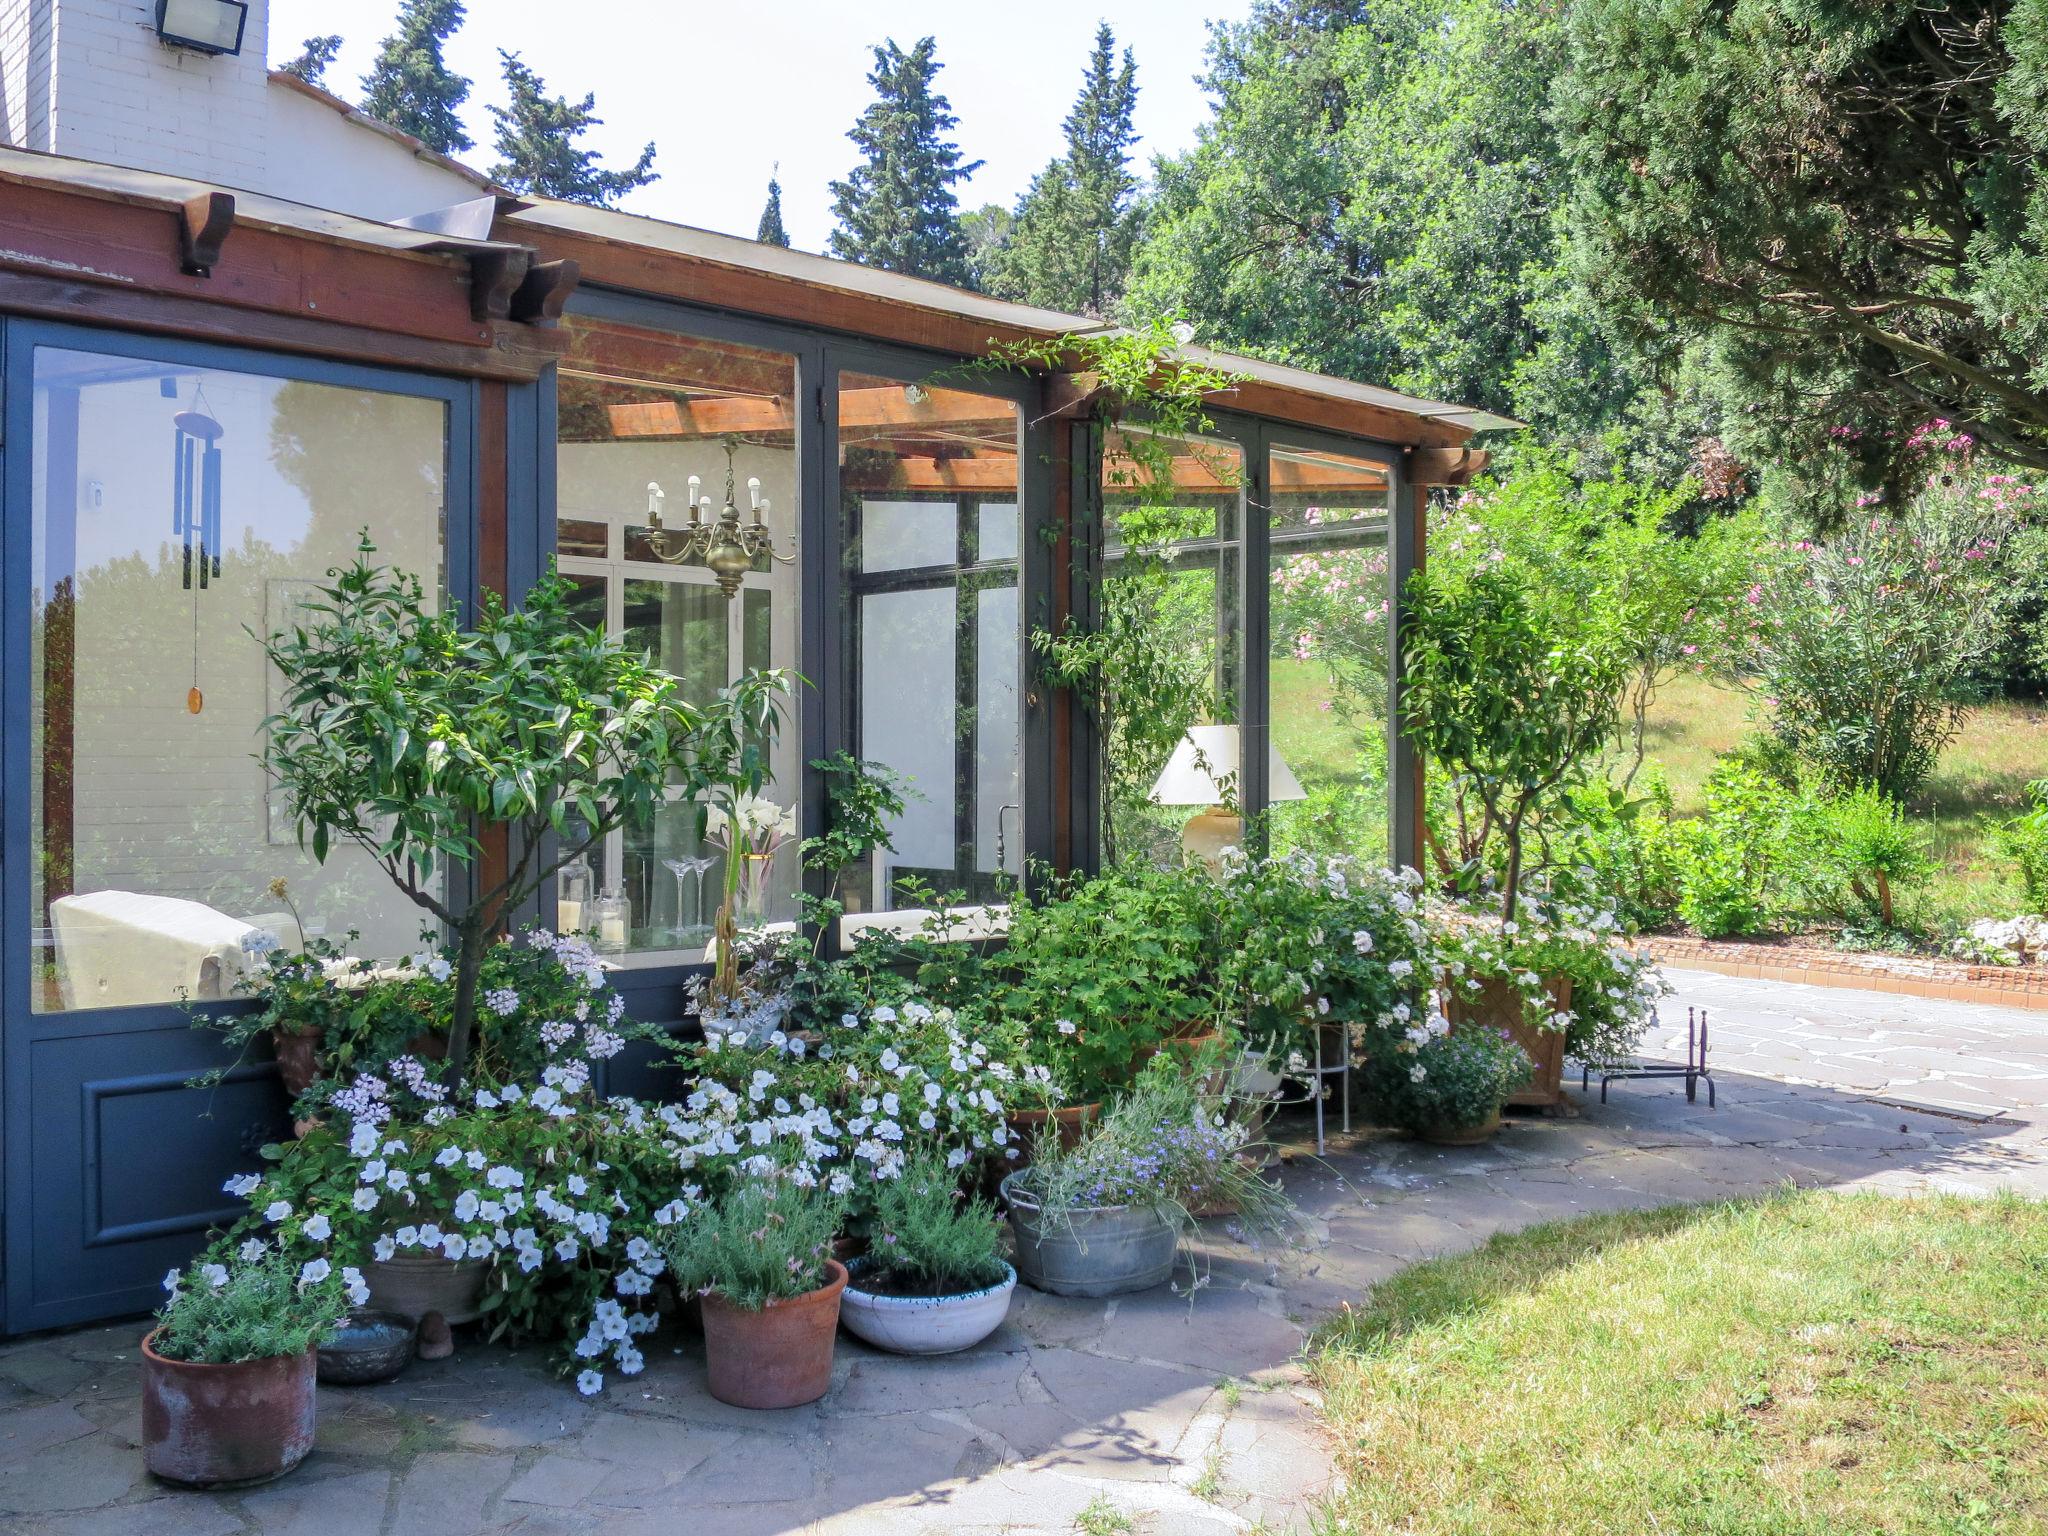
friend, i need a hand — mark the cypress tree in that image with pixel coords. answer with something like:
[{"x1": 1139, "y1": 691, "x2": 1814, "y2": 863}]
[
  {"x1": 487, "y1": 51, "x2": 658, "y2": 208},
  {"x1": 280, "y1": 35, "x2": 343, "y2": 90},
  {"x1": 827, "y1": 38, "x2": 982, "y2": 285},
  {"x1": 757, "y1": 167, "x2": 791, "y2": 247},
  {"x1": 360, "y1": 0, "x2": 473, "y2": 155},
  {"x1": 991, "y1": 23, "x2": 1141, "y2": 314}
]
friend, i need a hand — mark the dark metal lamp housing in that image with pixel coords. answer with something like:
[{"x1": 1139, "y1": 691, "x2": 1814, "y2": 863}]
[{"x1": 154, "y1": 0, "x2": 249, "y2": 55}]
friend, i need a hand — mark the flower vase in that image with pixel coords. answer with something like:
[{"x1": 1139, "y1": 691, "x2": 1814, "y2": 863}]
[{"x1": 737, "y1": 849, "x2": 778, "y2": 929}]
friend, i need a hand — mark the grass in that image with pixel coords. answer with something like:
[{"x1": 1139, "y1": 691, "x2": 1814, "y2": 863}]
[
  {"x1": 1074, "y1": 1494, "x2": 1135, "y2": 1535},
  {"x1": 1630, "y1": 673, "x2": 2046, "y2": 929},
  {"x1": 1310, "y1": 1189, "x2": 2048, "y2": 1536}
]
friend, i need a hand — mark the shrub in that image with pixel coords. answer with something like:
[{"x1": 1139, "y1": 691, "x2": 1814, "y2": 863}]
[
  {"x1": 1358, "y1": 1027, "x2": 1530, "y2": 1135},
  {"x1": 1554, "y1": 775, "x2": 1686, "y2": 931},
  {"x1": 153, "y1": 1253, "x2": 354, "y2": 1365},
  {"x1": 1666, "y1": 762, "x2": 1804, "y2": 937},
  {"x1": 1997, "y1": 779, "x2": 2048, "y2": 914},
  {"x1": 862, "y1": 1151, "x2": 1008, "y2": 1295},
  {"x1": 1730, "y1": 485, "x2": 2014, "y2": 801},
  {"x1": 1805, "y1": 784, "x2": 1933, "y2": 928},
  {"x1": 663, "y1": 1176, "x2": 845, "y2": 1312}
]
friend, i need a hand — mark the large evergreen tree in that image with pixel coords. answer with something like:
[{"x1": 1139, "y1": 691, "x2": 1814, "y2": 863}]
[
  {"x1": 989, "y1": 23, "x2": 1142, "y2": 314},
  {"x1": 1125, "y1": 0, "x2": 1659, "y2": 456},
  {"x1": 1559, "y1": 0, "x2": 2048, "y2": 497},
  {"x1": 487, "y1": 51, "x2": 658, "y2": 208},
  {"x1": 828, "y1": 38, "x2": 982, "y2": 284},
  {"x1": 280, "y1": 35, "x2": 343, "y2": 89},
  {"x1": 757, "y1": 168, "x2": 791, "y2": 247},
  {"x1": 360, "y1": 0, "x2": 472, "y2": 155}
]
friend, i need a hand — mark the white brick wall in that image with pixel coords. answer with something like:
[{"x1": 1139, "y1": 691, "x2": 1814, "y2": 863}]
[
  {"x1": 0, "y1": 0, "x2": 482, "y2": 220},
  {"x1": 43, "y1": 0, "x2": 271, "y2": 188}
]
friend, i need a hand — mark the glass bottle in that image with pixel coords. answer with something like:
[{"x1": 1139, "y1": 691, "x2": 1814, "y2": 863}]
[
  {"x1": 556, "y1": 854, "x2": 593, "y2": 936},
  {"x1": 592, "y1": 886, "x2": 631, "y2": 955}
]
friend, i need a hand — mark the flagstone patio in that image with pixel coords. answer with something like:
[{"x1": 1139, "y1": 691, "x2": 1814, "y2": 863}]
[{"x1": 5, "y1": 969, "x2": 2045, "y2": 1536}]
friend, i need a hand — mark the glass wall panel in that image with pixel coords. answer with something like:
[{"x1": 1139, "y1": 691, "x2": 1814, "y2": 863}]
[
  {"x1": 1098, "y1": 429, "x2": 1244, "y2": 866},
  {"x1": 28, "y1": 347, "x2": 447, "y2": 1012},
  {"x1": 557, "y1": 315, "x2": 802, "y2": 958},
  {"x1": 1265, "y1": 441, "x2": 1394, "y2": 864},
  {"x1": 839, "y1": 371, "x2": 1022, "y2": 916}
]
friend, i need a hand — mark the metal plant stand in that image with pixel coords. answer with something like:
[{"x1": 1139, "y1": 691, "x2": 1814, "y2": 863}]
[{"x1": 1581, "y1": 1006, "x2": 1716, "y2": 1107}]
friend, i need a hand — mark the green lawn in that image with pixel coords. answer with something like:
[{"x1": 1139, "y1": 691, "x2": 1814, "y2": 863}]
[
  {"x1": 1312, "y1": 1190, "x2": 2048, "y2": 1536},
  {"x1": 1632, "y1": 674, "x2": 2047, "y2": 929}
]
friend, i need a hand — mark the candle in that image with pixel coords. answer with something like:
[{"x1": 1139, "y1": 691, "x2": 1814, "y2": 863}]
[
  {"x1": 556, "y1": 899, "x2": 582, "y2": 933},
  {"x1": 600, "y1": 914, "x2": 627, "y2": 947}
]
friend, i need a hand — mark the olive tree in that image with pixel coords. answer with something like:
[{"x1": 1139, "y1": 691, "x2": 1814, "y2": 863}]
[{"x1": 261, "y1": 546, "x2": 788, "y2": 1086}]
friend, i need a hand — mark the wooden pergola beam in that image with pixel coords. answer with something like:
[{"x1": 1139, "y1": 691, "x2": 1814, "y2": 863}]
[{"x1": 1406, "y1": 445, "x2": 1489, "y2": 486}]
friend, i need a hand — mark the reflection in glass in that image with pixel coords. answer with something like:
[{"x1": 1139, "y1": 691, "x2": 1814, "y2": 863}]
[
  {"x1": 28, "y1": 348, "x2": 447, "y2": 1012},
  {"x1": 1266, "y1": 443, "x2": 1394, "y2": 864},
  {"x1": 840, "y1": 371, "x2": 1022, "y2": 913},
  {"x1": 1098, "y1": 430, "x2": 1244, "y2": 865},
  {"x1": 556, "y1": 315, "x2": 802, "y2": 956}
]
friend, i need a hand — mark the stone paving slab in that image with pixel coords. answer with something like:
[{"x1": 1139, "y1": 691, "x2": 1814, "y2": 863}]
[{"x1": 5, "y1": 973, "x2": 2047, "y2": 1536}]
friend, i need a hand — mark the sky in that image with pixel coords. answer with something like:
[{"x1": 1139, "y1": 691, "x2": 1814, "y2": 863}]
[{"x1": 265, "y1": 1, "x2": 1249, "y2": 250}]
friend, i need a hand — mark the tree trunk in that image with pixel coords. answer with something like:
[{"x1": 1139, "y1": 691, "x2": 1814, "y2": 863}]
[
  {"x1": 445, "y1": 920, "x2": 486, "y2": 1092},
  {"x1": 1500, "y1": 805, "x2": 1528, "y2": 924}
]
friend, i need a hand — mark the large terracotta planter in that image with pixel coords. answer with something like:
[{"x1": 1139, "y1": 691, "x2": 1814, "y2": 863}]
[
  {"x1": 699, "y1": 1259, "x2": 848, "y2": 1409},
  {"x1": 141, "y1": 1330, "x2": 316, "y2": 1488},
  {"x1": 1449, "y1": 973, "x2": 1574, "y2": 1110},
  {"x1": 1418, "y1": 1108, "x2": 1503, "y2": 1147},
  {"x1": 1003, "y1": 1103, "x2": 1099, "y2": 1162},
  {"x1": 271, "y1": 1027, "x2": 322, "y2": 1098},
  {"x1": 365, "y1": 1252, "x2": 490, "y2": 1325}
]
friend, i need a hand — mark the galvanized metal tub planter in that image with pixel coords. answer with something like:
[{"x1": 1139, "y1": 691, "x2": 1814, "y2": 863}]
[
  {"x1": 141, "y1": 1330, "x2": 316, "y2": 1488},
  {"x1": 839, "y1": 1258, "x2": 1017, "y2": 1355},
  {"x1": 1000, "y1": 1172, "x2": 1178, "y2": 1298}
]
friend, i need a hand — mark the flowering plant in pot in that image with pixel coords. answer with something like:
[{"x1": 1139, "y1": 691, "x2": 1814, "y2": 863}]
[
  {"x1": 663, "y1": 1174, "x2": 849, "y2": 1409},
  {"x1": 1357, "y1": 1024, "x2": 1531, "y2": 1144},
  {"x1": 1216, "y1": 854, "x2": 1435, "y2": 1073},
  {"x1": 144, "y1": 1253, "x2": 354, "y2": 1487},
  {"x1": 989, "y1": 862, "x2": 1226, "y2": 1104},
  {"x1": 841, "y1": 1150, "x2": 1015, "y2": 1355},
  {"x1": 1002, "y1": 1052, "x2": 1294, "y2": 1298},
  {"x1": 214, "y1": 971, "x2": 681, "y2": 1396}
]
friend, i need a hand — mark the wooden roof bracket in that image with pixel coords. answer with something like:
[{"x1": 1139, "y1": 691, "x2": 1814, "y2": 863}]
[
  {"x1": 1041, "y1": 370, "x2": 1105, "y2": 422},
  {"x1": 466, "y1": 246, "x2": 534, "y2": 322},
  {"x1": 179, "y1": 191, "x2": 234, "y2": 277},
  {"x1": 1406, "y1": 444, "x2": 1488, "y2": 487},
  {"x1": 509, "y1": 258, "x2": 580, "y2": 327}
]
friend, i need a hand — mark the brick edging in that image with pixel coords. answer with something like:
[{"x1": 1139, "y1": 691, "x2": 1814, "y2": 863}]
[{"x1": 1636, "y1": 935, "x2": 2048, "y2": 1013}]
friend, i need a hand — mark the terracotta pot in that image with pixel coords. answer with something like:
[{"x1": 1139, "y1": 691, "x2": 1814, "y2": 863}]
[
  {"x1": 699, "y1": 1260, "x2": 847, "y2": 1410},
  {"x1": 1130, "y1": 1028, "x2": 1225, "y2": 1070},
  {"x1": 271, "y1": 1027, "x2": 322, "y2": 1098},
  {"x1": 1004, "y1": 1103, "x2": 1099, "y2": 1162},
  {"x1": 1418, "y1": 1109, "x2": 1503, "y2": 1147},
  {"x1": 830, "y1": 1233, "x2": 869, "y2": 1266},
  {"x1": 141, "y1": 1330, "x2": 316, "y2": 1488},
  {"x1": 365, "y1": 1252, "x2": 490, "y2": 1325},
  {"x1": 1449, "y1": 973, "x2": 1574, "y2": 1109}
]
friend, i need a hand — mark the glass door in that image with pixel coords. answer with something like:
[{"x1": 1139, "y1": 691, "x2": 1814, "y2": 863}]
[{"x1": 834, "y1": 366, "x2": 1025, "y2": 916}]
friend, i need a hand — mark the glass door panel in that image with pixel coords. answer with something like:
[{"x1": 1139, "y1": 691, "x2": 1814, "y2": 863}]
[{"x1": 837, "y1": 368, "x2": 1022, "y2": 914}]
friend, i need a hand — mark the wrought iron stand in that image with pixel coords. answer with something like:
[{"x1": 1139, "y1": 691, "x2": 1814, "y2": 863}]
[{"x1": 1581, "y1": 1006, "x2": 1716, "y2": 1107}]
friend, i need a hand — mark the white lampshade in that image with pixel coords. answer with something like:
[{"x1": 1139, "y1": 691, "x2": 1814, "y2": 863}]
[{"x1": 1148, "y1": 724, "x2": 1306, "y2": 807}]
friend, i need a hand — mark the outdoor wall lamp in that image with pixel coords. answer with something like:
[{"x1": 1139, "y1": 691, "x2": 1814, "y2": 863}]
[
  {"x1": 642, "y1": 438, "x2": 797, "y2": 598},
  {"x1": 155, "y1": 0, "x2": 249, "y2": 55}
]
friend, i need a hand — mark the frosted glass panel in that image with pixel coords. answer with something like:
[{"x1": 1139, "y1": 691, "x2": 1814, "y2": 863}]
[
  {"x1": 976, "y1": 585, "x2": 1022, "y2": 875},
  {"x1": 860, "y1": 499, "x2": 956, "y2": 573},
  {"x1": 861, "y1": 586, "x2": 957, "y2": 872}
]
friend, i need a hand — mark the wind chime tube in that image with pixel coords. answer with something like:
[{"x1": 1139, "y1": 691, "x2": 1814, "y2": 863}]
[
  {"x1": 201, "y1": 439, "x2": 222, "y2": 587},
  {"x1": 175, "y1": 426, "x2": 195, "y2": 590}
]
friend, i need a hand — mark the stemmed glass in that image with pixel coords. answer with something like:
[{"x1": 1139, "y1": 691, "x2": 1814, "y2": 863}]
[{"x1": 662, "y1": 855, "x2": 716, "y2": 945}]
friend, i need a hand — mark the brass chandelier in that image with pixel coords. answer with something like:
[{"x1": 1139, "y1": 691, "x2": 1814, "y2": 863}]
[{"x1": 643, "y1": 436, "x2": 797, "y2": 598}]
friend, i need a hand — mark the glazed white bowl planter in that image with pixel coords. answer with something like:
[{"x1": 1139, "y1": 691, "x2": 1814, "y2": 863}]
[{"x1": 839, "y1": 1259, "x2": 1017, "y2": 1355}]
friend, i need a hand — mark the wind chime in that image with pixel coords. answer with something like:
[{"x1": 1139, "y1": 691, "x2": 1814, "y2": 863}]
[{"x1": 172, "y1": 385, "x2": 223, "y2": 715}]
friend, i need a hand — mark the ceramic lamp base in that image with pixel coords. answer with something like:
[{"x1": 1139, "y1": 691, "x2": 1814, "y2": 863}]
[{"x1": 1180, "y1": 808, "x2": 1243, "y2": 869}]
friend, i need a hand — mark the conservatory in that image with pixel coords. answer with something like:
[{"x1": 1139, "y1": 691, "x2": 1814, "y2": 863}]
[{"x1": 0, "y1": 146, "x2": 1494, "y2": 1332}]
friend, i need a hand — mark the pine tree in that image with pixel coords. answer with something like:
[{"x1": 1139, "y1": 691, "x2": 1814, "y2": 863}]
[
  {"x1": 360, "y1": 0, "x2": 472, "y2": 155},
  {"x1": 757, "y1": 167, "x2": 791, "y2": 247},
  {"x1": 991, "y1": 23, "x2": 1141, "y2": 314},
  {"x1": 280, "y1": 35, "x2": 343, "y2": 90},
  {"x1": 828, "y1": 38, "x2": 982, "y2": 285},
  {"x1": 487, "y1": 51, "x2": 658, "y2": 208}
]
